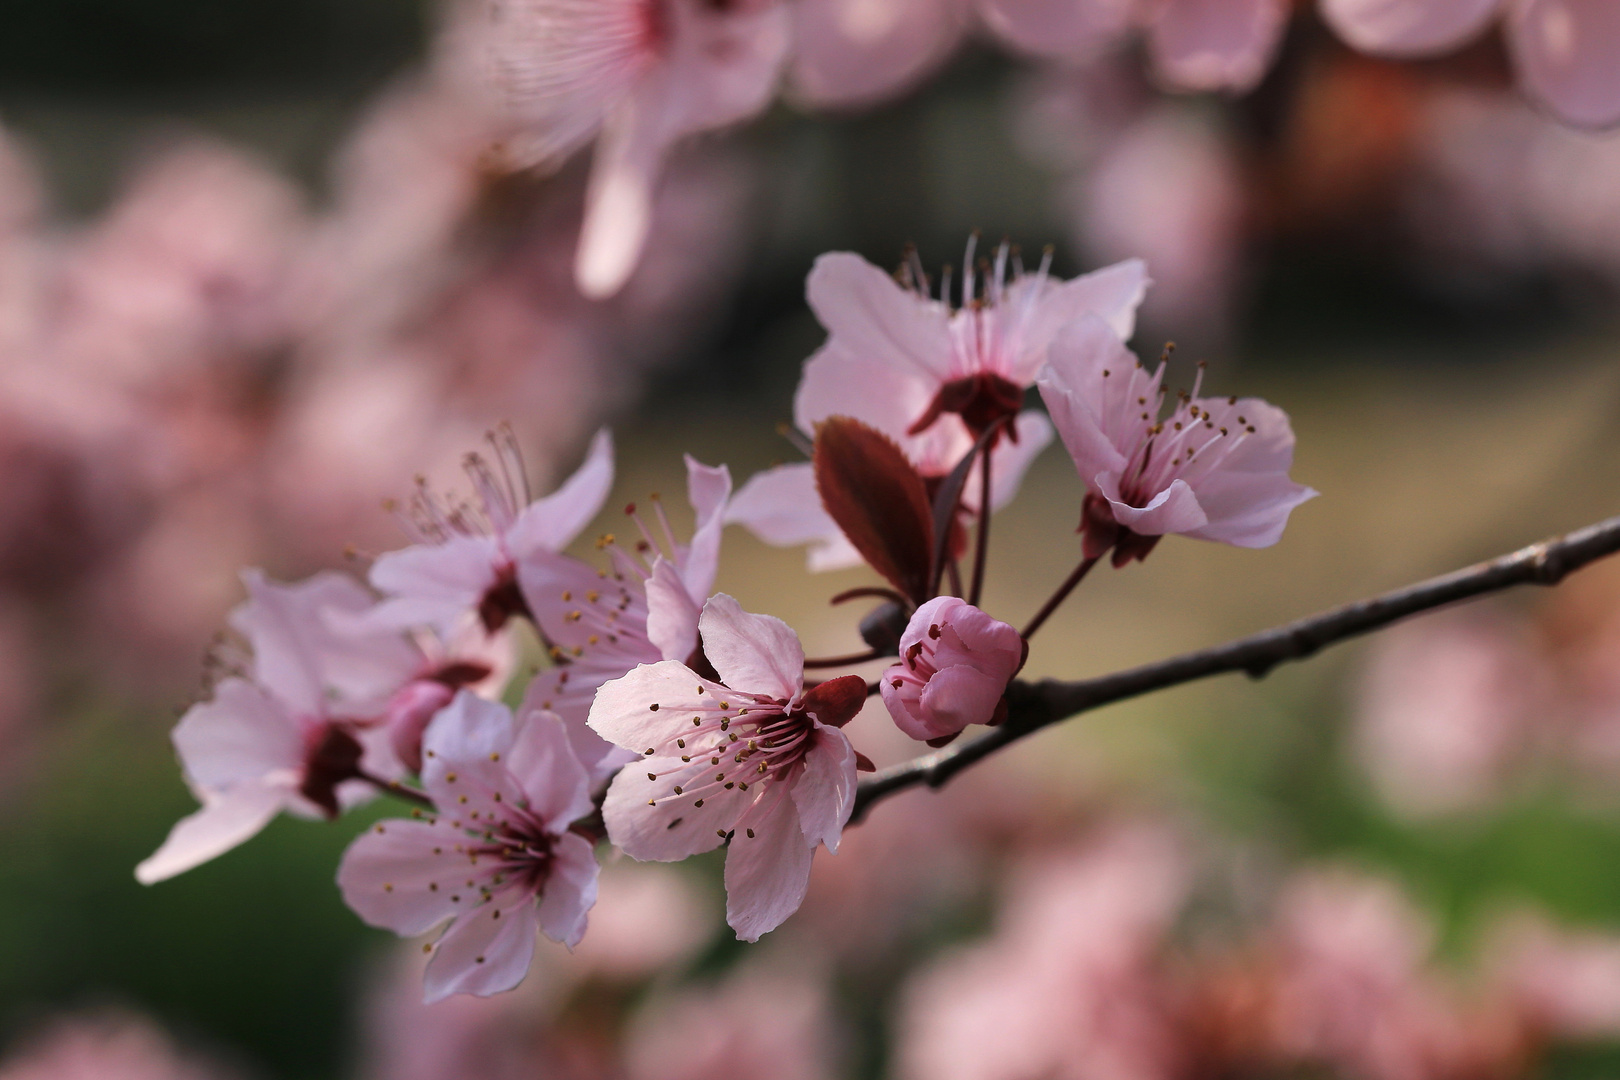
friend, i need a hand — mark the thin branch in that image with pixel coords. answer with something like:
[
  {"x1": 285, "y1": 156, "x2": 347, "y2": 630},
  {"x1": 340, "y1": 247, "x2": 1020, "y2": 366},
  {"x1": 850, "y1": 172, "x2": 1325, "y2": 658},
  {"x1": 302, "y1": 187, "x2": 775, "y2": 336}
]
[
  {"x1": 805, "y1": 649, "x2": 883, "y2": 669},
  {"x1": 852, "y1": 513, "x2": 1620, "y2": 822}
]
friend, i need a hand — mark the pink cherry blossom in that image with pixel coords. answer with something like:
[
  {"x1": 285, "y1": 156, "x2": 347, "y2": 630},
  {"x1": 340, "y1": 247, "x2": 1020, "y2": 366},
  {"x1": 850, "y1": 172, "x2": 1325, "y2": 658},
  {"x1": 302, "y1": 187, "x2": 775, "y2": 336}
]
[
  {"x1": 624, "y1": 964, "x2": 840, "y2": 1080},
  {"x1": 589, "y1": 593, "x2": 863, "y2": 941},
  {"x1": 0, "y1": 1014, "x2": 227, "y2": 1080},
  {"x1": 980, "y1": 0, "x2": 1137, "y2": 64},
  {"x1": 137, "y1": 570, "x2": 423, "y2": 884},
  {"x1": 1036, "y1": 314, "x2": 1315, "y2": 563},
  {"x1": 520, "y1": 454, "x2": 732, "y2": 783},
  {"x1": 728, "y1": 240, "x2": 1141, "y2": 570},
  {"x1": 369, "y1": 427, "x2": 613, "y2": 635},
  {"x1": 881, "y1": 596, "x2": 1025, "y2": 744},
  {"x1": 492, "y1": 0, "x2": 789, "y2": 298},
  {"x1": 1143, "y1": 0, "x2": 1289, "y2": 94},
  {"x1": 1484, "y1": 909, "x2": 1620, "y2": 1041},
  {"x1": 339, "y1": 691, "x2": 600, "y2": 1002},
  {"x1": 1321, "y1": 0, "x2": 1620, "y2": 130},
  {"x1": 378, "y1": 622, "x2": 515, "y2": 774},
  {"x1": 788, "y1": 0, "x2": 970, "y2": 110}
]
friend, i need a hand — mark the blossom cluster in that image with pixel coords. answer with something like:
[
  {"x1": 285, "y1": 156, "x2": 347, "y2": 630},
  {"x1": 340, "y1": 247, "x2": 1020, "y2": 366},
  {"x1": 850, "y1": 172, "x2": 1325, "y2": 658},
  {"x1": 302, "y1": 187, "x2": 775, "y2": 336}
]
[{"x1": 138, "y1": 235, "x2": 1315, "y2": 1000}]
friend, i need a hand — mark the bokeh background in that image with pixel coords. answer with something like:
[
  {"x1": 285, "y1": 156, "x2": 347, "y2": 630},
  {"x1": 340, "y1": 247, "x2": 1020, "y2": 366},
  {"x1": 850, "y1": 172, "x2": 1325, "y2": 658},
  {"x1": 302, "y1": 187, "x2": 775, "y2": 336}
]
[{"x1": 6, "y1": 1, "x2": 1620, "y2": 1077}]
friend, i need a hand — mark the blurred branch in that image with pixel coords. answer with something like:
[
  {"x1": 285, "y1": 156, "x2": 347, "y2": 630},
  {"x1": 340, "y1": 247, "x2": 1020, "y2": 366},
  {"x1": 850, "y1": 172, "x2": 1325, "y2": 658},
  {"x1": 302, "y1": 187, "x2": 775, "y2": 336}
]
[{"x1": 852, "y1": 512, "x2": 1620, "y2": 822}]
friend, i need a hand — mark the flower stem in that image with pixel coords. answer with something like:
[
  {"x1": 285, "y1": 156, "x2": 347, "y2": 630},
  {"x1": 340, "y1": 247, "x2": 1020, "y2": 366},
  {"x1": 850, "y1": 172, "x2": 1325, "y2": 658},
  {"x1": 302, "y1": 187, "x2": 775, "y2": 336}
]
[
  {"x1": 804, "y1": 649, "x2": 883, "y2": 669},
  {"x1": 360, "y1": 771, "x2": 435, "y2": 811},
  {"x1": 1020, "y1": 555, "x2": 1102, "y2": 640},
  {"x1": 968, "y1": 440, "x2": 993, "y2": 607}
]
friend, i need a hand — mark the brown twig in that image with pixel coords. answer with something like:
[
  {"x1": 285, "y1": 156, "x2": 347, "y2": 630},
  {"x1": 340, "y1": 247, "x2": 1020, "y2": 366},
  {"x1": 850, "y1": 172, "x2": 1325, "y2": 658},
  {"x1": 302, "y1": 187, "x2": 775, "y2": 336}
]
[{"x1": 852, "y1": 513, "x2": 1620, "y2": 822}]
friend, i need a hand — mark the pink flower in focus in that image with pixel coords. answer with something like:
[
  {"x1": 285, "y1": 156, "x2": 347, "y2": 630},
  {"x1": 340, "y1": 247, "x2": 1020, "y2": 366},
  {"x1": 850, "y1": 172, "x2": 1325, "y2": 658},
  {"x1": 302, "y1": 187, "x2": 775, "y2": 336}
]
[
  {"x1": 492, "y1": 0, "x2": 789, "y2": 298},
  {"x1": 378, "y1": 622, "x2": 515, "y2": 774},
  {"x1": 590, "y1": 594, "x2": 863, "y2": 941},
  {"x1": 136, "y1": 570, "x2": 422, "y2": 883},
  {"x1": 521, "y1": 455, "x2": 732, "y2": 783},
  {"x1": 624, "y1": 965, "x2": 840, "y2": 1080},
  {"x1": 339, "y1": 691, "x2": 599, "y2": 1002},
  {"x1": 881, "y1": 596, "x2": 1024, "y2": 744},
  {"x1": 788, "y1": 0, "x2": 970, "y2": 110},
  {"x1": 1322, "y1": 0, "x2": 1620, "y2": 129},
  {"x1": 370, "y1": 427, "x2": 613, "y2": 635},
  {"x1": 1036, "y1": 315, "x2": 1315, "y2": 563},
  {"x1": 728, "y1": 241, "x2": 1142, "y2": 570}
]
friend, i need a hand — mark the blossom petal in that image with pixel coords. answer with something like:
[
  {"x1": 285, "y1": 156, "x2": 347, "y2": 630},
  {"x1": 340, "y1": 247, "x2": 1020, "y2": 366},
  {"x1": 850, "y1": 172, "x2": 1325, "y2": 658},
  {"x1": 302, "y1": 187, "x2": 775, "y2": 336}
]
[
  {"x1": 806, "y1": 252, "x2": 955, "y2": 382},
  {"x1": 699, "y1": 594, "x2": 804, "y2": 702},
  {"x1": 420, "y1": 692, "x2": 528, "y2": 818},
  {"x1": 983, "y1": 411, "x2": 1055, "y2": 513},
  {"x1": 519, "y1": 672, "x2": 638, "y2": 790},
  {"x1": 1005, "y1": 258, "x2": 1149, "y2": 382},
  {"x1": 1147, "y1": 0, "x2": 1290, "y2": 94},
  {"x1": 135, "y1": 780, "x2": 289, "y2": 884},
  {"x1": 1100, "y1": 476, "x2": 1210, "y2": 536},
  {"x1": 1508, "y1": 0, "x2": 1620, "y2": 130},
  {"x1": 505, "y1": 428, "x2": 615, "y2": 558},
  {"x1": 505, "y1": 708, "x2": 594, "y2": 832},
  {"x1": 369, "y1": 535, "x2": 501, "y2": 634},
  {"x1": 1036, "y1": 315, "x2": 1143, "y2": 484},
  {"x1": 536, "y1": 831, "x2": 600, "y2": 948},
  {"x1": 646, "y1": 558, "x2": 704, "y2": 664},
  {"x1": 724, "y1": 463, "x2": 866, "y2": 572},
  {"x1": 172, "y1": 678, "x2": 301, "y2": 791},
  {"x1": 679, "y1": 455, "x2": 732, "y2": 601},
  {"x1": 1320, "y1": 0, "x2": 1502, "y2": 57},
  {"x1": 725, "y1": 785, "x2": 815, "y2": 941},
  {"x1": 422, "y1": 896, "x2": 540, "y2": 1003},
  {"x1": 601, "y1": 754, "x2": 751, "y2": 861},
  {"x1": 791, "y1": 726, "x2": 857, "y2": 853},
  {"x1": 917, "y1": 665, "x2": 1009, "y2": 736},
  {"x1": 589, "y1": 659, "x2": 727, "y2": 753},
  {"x1": 336, "y1": 818, "x2": 466, "y2": 936},
  {"x1": 795, "y1": 340, "x2": 971, "y2": 474}
]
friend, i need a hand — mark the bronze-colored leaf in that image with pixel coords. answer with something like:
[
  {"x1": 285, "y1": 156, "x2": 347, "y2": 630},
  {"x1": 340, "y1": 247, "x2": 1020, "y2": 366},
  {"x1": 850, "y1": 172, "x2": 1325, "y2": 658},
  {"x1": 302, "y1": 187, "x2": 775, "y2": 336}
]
[{"x1": 813, "y1": 416, "x2": 935, "y2": 604}]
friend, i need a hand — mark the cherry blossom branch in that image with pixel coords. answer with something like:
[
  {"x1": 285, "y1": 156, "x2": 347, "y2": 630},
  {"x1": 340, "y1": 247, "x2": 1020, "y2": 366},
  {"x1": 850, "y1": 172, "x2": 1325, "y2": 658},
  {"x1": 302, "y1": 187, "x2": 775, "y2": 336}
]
[{"x1": 852, "y1": 512, "x2": 1620, "y2": 822}]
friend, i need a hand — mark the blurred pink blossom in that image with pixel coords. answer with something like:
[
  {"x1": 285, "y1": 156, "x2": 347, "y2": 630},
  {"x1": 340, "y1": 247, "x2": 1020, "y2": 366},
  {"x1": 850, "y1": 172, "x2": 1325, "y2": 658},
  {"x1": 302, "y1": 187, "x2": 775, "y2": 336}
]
[
  {"x1": 1352, "y1": 612, "x2": 1546, "y2": 817},
  {"x1": 0, "y1": 1014, "x2": 229, "y2": 1080},
  {"x1": 624, "y1": 963, "x2": 840, "y2": 1080},
  {"x1": 789, "y1": 0, "x2": 971, "y2": 109},
  {"x1": 1484, "y1": 909, "x2": 1620, "y2": 1042}
]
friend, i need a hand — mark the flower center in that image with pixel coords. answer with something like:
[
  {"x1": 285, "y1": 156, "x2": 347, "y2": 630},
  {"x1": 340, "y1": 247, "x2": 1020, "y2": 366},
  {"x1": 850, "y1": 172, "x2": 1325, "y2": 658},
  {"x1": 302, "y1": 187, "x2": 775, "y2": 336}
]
[
  {"x1": 908, "y1": 372, "x2": 1025, "y2": 440},
  {"x1": 300, "y1": 722, "x2": 365, "y2": 818}
]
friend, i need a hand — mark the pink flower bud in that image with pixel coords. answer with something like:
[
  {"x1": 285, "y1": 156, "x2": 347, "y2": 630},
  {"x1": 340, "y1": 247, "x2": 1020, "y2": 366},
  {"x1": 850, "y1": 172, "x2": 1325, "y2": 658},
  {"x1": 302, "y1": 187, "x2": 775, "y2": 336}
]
[{"x1": 881, "y1": 597, "x2": 1024, "y2": 744}]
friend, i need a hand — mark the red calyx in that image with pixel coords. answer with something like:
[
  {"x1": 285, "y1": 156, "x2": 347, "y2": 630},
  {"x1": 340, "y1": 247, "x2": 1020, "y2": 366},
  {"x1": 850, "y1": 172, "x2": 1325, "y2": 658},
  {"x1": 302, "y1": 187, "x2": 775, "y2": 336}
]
[{"x1": 908, "y1": 373, "x2": 1025, "y2": 442}]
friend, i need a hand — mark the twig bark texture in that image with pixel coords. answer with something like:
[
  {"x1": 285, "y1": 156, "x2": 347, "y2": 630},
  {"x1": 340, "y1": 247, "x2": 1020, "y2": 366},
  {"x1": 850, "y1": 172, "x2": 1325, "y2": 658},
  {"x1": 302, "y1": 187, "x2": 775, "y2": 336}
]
[{"x1": 852, "y1": 513, "x2": 1620, "y2": 821}]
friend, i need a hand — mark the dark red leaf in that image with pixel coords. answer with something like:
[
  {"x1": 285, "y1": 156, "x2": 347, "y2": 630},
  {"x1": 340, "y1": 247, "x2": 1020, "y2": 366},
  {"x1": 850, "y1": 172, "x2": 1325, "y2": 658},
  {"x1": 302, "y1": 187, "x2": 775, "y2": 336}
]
[
  {"x1": 798, "y1": 674, "x2": 868, "y2": 728},
  {"x1": 814, "y1": 417, "x2": 935, "y2": 604}
]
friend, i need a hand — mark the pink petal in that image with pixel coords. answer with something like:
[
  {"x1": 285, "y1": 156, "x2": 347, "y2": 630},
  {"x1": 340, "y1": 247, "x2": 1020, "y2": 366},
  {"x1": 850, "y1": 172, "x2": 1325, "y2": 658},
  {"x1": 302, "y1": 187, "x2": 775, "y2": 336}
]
[
  {"x1": 646, "y1": 558, "x2": 703, "y2": 664},
  {"x1": 980, "y1": 0, "x2": 1136, "y2": 61},
  {"x1": 576, "y1": 113, "x2": 664, "y2": 300},
  {"x1": 789, "y1": 0, "x2": 970, "y2": 109},
  {"x1": 723, "y1": 463, "x2": 866, "y2": 572},
  {"x1": 422, "y1": 897, "x2": 541, "y2": 1003},
  {"x1": 724, "y1": 785, "x2": 815, "y2": 941},
  {"x1": 1320, "y1": 0, "x2": 1502, "y2": 57},
  {"x1": 795, "y1": 340, "x2": 966, "y2": 469},
  {"x1": 1101, "y1": 476, "x2": 1211, "y2": 535},
  {"x1": 519, "y1": 672, "x2": 637, "y2": 790},
  {"x1": 1035, "y1": 315, "x2": 1141, "y2": 483},
  {"x1": 1004, "y1": 258, "x2": 1150, "y2": 382},
  {"x1": 699, "y1": 594, "x2": 804, "y2": 702},
  {"x1": 135, "y1": 780, "x2": 288, "y2": 884},
  {"x1": 1146, "y1": 0, "x2": 1289, "y2": 93},
  {"x1": 1508, "y1": 0, "x2": 1620, "y2": 129},
  {"x1": 536, "y1": 831, "x2": 600, "y2": 948},
  {"x1": 805, "y1": 252, "x2": 956, "y2": 383},
  {"x1": 601, "y1": 753, "x2": 752, "y2": 860},
  {"x1": 336, "y1": 818, "x2": 466, "y2": 935},
  {"x1": 790, "y1": 726, "x2": 858, "y2": 853},
  {"x1": 983, "y1": 411, "x2": 1055, "y2": 513},
  {"x1": 420, "y1": 693, "x2": 529, "y2": 818},
  {"x1": 172, "y1": 678, "x2": 301, "y2": 791},
  {"x1": 505, "y1": 708, "x2": 594, "y2": 832},
  {"x1": 1182, "y1": 397, "x2": 1316, "y2": 547},
  {"x1": 369, "y1": 535, "x2": 501, "y2": 634},
  {"x1": 679, "y1": 454, "x2": 732, "y2": 601},
  {"x1": 917, "y1": 665, "x2": 1008, "y2": 735},
  {"x1": 505, "y1": 428, "x2": 615, "y2": 557},
  {"x1": 589, "y1": 659, "x2": 728, "y2": 752}
]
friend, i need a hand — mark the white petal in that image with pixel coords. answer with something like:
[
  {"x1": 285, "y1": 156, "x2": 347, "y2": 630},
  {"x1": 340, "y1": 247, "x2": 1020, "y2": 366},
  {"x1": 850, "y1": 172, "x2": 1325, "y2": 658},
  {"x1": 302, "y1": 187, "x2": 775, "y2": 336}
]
[
  {"x1": 135, "y1": 781, "x2": 289, "y2": 884},
  {"x1": 699, "y1": 594, "x2": 804, "y2": 702}
]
